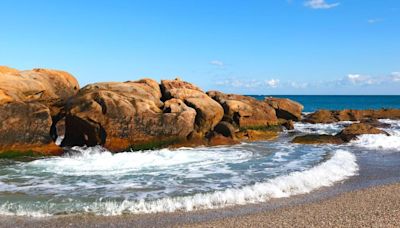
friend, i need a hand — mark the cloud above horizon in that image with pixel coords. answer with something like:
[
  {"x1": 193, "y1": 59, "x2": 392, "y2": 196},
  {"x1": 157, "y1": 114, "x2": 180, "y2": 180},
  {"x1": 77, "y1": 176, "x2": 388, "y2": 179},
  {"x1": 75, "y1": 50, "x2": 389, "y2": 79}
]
[
  {"x1": 304, "y1": 0, "x2": 340, "y2": 9},
  {"x1": 367, "y1": 18, "x2": 384, "y2": 24},
  {"x1": 216, "y1": 78, "x2": 280, "y2": 89},
  {"x1": 265, "y1": 79, "x2": 280, "y2": 88},
  {"x1": 214, "y1": 71, "x2": 400, "y2": 93},
  {"x1": 210, "y1": 60, "x2": 224, "y2": 67}
]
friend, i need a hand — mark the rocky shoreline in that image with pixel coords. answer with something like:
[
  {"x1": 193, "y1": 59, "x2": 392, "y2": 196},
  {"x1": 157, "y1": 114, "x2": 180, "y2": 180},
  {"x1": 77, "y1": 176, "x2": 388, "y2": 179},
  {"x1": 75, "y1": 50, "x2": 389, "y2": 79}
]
[{"x1": 1, "y1": 66, "x2": 400, "y2": 157}]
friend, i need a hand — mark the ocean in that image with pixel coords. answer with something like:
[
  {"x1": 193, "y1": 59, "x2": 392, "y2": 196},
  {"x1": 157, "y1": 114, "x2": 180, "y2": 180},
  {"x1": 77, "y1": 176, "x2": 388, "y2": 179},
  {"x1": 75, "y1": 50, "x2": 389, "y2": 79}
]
[{"x1": 0, "y1": 96, "x2": 399, "y2": 216}]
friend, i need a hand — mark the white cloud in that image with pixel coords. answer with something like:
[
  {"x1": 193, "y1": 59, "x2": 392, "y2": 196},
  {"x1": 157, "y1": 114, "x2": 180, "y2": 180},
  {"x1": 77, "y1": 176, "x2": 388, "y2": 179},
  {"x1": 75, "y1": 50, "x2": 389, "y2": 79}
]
[
  {"x1": 210, "y1": 60, "x2": 224, "y2": 67},
  {"x1": 216, "y1": 79, "x2": 263, "y2": 88},
  {"x1": 347, "y1": 74, "x2": 362, "y2": 84},
  {"x1": 215, "y1": 71, "x2": 400, "y2": 92},
  {"x1": 345, "y1": 74, "x2": 376, "y2": 85},
  {"x1": 289, "y1": 81, "x2": 309, "y2": 89},
  {"x1": 216, "y1": 78, "x2": 280, "y2": 89},
  {"x1": 304, "y1": 0, "x2": 340, "y2": 9},
  {"x1": 265, "y1": 79, "x2": 280, "y2": 88},
  {"x1": 391, "y1": 72, "x2": 400, "y2": 81},
  {"x1": 367, "y1": 18, "x2": 383, "y2": 24}
]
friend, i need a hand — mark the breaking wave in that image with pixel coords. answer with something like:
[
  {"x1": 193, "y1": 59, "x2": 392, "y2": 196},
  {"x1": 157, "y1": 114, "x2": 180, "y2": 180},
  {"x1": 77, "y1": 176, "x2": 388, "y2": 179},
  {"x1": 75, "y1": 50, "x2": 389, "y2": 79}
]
[{"x1": 0, "y1": 149, "x2": 357, "y2": 216}]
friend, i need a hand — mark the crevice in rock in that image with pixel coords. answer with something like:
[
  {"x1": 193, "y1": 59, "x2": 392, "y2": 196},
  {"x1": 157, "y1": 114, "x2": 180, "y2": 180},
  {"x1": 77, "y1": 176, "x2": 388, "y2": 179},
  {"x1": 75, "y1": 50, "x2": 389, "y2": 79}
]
[
  {"x1": 184, "y1": 100, "x2": 203, "y2": 130},
  {"x1": 61, "y1": 116, "x2": 107, "y2": 147},
  {"x1": 275, "y1": 109, "x2": 298, "y2": 121},
  {"x1": 94, "y1": 96, "x2": 107, "y2": 115},
  {"x1": 159, "y1": 83, "x2": 170, "y2": 102}
]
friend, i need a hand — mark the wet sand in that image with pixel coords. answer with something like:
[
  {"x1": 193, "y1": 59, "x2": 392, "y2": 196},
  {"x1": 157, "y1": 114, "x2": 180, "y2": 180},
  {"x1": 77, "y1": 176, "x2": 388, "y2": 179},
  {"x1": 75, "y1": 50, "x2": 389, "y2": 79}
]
[
  {"x1": 1, "y1": 151, "x2": 399, "y2": 227},
  {"x1": 187, "y1": 183, "x2": 400, "y2": 227}
]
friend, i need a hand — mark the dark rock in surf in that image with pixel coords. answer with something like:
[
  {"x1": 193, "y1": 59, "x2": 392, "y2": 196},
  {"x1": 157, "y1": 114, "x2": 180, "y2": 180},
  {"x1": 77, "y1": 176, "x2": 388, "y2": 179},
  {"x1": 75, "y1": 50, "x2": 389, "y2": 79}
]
[
  {"x1": 337, "y1": 123, "x2": 389, "y2": 142},
  {"x1": 292, "y1": 134, "x2": 344, "y2": 144}
]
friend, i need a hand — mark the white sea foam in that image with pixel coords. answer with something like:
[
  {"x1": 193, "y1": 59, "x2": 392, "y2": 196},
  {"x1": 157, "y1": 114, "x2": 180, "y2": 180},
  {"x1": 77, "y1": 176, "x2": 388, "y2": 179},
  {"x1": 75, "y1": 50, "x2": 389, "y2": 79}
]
[
  {"x1": 29, "y1": 146, "x2": 252, "y2": 176},
  {"x1": 0, "y1": 149, "x2": 357, "y2": 216},
  {"x1": 352, "y1": 134, "x2": 400, "y2": 151},
  {"x1": 294, "y1": 121, "x2": 354, "y2": 135},
  {"x1": 350, "y1": 119, "x2": 400, "y2": 151}
]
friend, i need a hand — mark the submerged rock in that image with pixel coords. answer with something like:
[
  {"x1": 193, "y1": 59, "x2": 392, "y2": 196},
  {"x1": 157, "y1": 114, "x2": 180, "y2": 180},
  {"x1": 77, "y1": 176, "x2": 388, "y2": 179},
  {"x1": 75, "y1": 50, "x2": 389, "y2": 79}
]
[
  {"x1": 292, "y1": 122, "x2": 389, "y2": 145},
  {"x1": 292, "y1": 134, "x2": 344, "y2": 144},
  {"x1": 0, "y1": 67, "x2": 79, "y2": 156},
  {"x1": 265, "y1": 97, "x2": 304, "y2": 121}
]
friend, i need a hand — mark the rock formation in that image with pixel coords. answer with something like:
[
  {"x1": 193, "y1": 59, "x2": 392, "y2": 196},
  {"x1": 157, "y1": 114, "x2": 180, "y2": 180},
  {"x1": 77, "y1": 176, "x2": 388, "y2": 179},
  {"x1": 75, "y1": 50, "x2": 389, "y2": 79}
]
[
  {"x1": 61, "y1": 79, "x2": 198, "y2": 152},
  {"x1": 305, "y1": 109, "x2": 400, "y2": 124},
  {"x1": 4, "y1": 65, "x2": 398, "y2": 156},
  {"x1": 0, "y1": 66, "x2": 79, "y2": 156},
  {"x1": 161, "y1": 79, "x2": 224, "y2": 138}
]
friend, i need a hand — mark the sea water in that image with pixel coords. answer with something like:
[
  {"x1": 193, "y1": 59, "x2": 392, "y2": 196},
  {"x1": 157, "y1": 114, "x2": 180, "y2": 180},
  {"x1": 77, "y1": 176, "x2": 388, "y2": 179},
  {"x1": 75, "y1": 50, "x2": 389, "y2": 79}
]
[{"x1": 0, "y1": 96, "x2": 399, "y2": 216}]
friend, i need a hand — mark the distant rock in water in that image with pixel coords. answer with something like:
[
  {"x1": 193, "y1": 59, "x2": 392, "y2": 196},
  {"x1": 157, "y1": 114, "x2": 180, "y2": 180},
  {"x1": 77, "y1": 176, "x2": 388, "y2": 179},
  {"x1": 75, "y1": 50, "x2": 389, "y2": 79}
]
[
  {"x1": 0, "y1": 66, "x2": 79, "y2": 156},
  {"x1": 304, "y1": 109, "x2": 400, "y2": 124}
]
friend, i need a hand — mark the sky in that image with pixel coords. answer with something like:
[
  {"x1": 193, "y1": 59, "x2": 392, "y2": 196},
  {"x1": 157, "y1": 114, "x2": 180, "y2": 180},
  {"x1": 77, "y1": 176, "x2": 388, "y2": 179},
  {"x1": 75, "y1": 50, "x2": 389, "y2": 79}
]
[{"x1": 0, "y1": 0, "x2": 399, "y2": 95}]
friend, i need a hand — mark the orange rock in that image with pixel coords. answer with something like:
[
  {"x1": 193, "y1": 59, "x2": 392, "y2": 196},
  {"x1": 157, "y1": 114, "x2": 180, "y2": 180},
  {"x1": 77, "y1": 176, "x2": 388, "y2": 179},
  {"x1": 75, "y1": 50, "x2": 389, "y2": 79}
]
[
  {"x1": 161, "y1": 79, "x2": 224, "y2": 136},
  {"x1": 305, "y1": 109, "x2": 400, "y2": 123},
  {"x1": 0, "y1": 67, "x2": 80, "y2": 156},
  {"x1": 207, "y1": 91, "x2": 278, "y2": 128},
  {"x1": 337, "y1": 123, "x2": 389, "y2": 142},
  {"x1": 62, "y1": 79, "x2": 197, "y2": 152},
  {"x1": 265, "y1": 97, "x2": 303, "y2": 121},
  {"x1": 0, "y1": 66, "x2": 19, "y2": 74},
  {"x1": 236, "y1": 129, "x2": 279, "y2": 141}
]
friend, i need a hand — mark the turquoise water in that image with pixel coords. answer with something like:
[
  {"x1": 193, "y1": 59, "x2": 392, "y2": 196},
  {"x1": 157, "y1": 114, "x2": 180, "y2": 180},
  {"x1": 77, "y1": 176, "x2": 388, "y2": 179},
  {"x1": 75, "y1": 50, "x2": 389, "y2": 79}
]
[{"x1": 252, "y1": 95, "x2": 400, "y2": 112}]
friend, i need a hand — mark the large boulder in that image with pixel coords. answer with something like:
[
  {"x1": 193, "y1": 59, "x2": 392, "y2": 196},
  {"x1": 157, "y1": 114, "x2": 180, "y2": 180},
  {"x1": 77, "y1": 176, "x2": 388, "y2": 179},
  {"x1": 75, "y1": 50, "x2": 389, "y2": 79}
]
[
  {"x1": 161, "y1": 79, "x2": 224, "y2": 137},
  {"x1": 207, "y1": 91, "x2": 278, "y2": 128},
  {"x1": 337, "y1": 123, "x2": 389, "y2": 142},
  {"x1": 62, "y1": 79, "x2": 197, "y2": 152},
  {"x1": 0, "y1": 67, "x2": 80, "y2": 156},
  {"x1": 305, "y1": 109, "x2": 400, "y2": 124},
  {"x1": 265, "y1": 97, "x2": 303, "y2": 121}
]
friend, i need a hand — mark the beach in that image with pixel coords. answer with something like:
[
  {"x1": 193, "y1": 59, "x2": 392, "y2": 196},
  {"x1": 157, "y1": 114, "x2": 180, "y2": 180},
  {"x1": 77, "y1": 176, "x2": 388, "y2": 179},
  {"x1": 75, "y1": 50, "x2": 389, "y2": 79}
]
[{"x1": 187, "y1": 183, "x2": 400, "y2": 228}]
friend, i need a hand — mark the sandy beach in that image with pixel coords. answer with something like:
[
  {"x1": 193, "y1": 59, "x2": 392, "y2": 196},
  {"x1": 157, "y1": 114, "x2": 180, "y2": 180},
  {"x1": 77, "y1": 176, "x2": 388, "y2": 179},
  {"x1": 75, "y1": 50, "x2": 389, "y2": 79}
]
[{"x1": 187, "y1": 183, "x2": 400, "y2": 228}]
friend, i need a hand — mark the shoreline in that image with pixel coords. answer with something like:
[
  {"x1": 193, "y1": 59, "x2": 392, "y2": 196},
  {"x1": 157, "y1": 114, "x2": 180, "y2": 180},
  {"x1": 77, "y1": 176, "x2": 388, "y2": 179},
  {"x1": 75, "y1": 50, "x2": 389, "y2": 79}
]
[
  {"x1": 1, "y1": 150, "x2": 399, "y2": 227},
  {"x1": 187, "y1": 182, "x2": 400, "y2": 227}
]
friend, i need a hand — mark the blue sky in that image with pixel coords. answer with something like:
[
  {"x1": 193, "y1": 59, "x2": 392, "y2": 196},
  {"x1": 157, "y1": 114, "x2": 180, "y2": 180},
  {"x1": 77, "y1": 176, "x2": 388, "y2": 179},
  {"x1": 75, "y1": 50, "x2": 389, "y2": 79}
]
[{"x1": 0, "y1": 0, "x2": 399, "y2": 95}]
